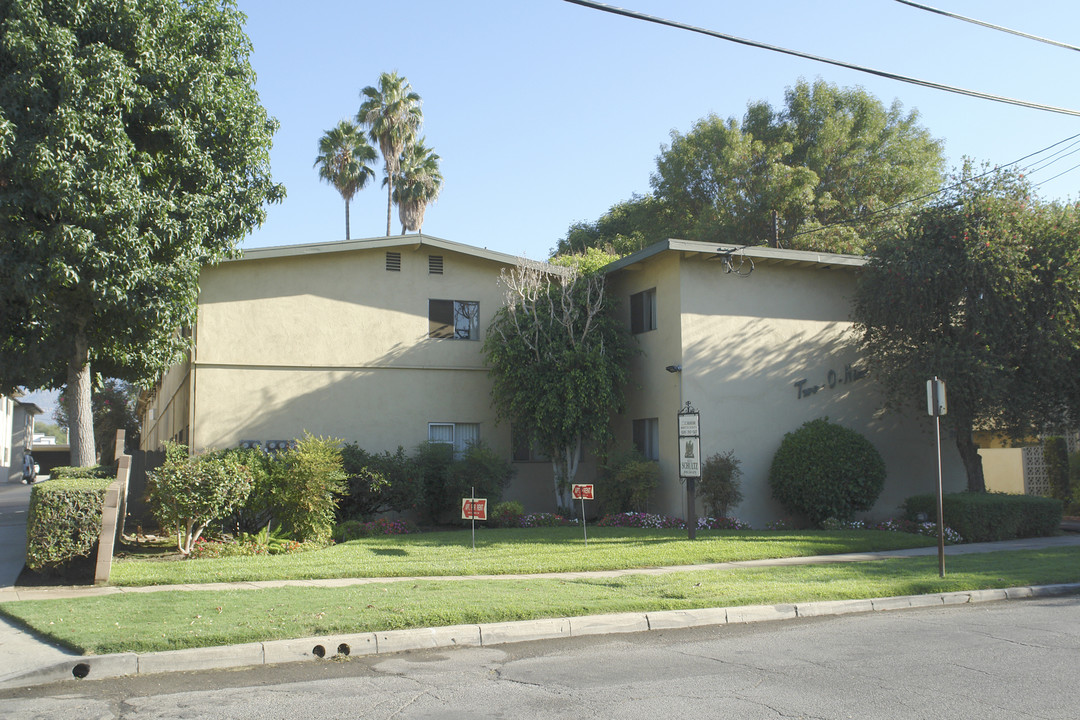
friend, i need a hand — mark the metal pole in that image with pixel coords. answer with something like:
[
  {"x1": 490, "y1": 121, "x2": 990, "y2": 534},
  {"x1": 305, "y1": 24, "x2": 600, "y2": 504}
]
[
  {"x1": 687, "y1": 477, "x2": 697, "y2": 540},
  {"x1": 580, "y1": 497, "x2": 588, "y2": 546},
  {"x1": 935, "y1": 415, "x2": 945, "y2": 577},
  {"x1": 471, "y1": 486, "x2": 476, "y2": 551}
]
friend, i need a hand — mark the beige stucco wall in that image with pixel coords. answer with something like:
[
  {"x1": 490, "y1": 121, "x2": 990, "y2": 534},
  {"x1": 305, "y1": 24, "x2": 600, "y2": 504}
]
[
  {"x1": 610, "y1": 250, "x2": 967, "y2": 527},
  {"x1": 161, "y1": 240, "x2": 589, "y2": 512},
  {"x1": 979, "y1": 448, "x2": 1026, "y2": 494},
  {"x1": 141, "y1": 357, "x2": 191, "y2": 450}
]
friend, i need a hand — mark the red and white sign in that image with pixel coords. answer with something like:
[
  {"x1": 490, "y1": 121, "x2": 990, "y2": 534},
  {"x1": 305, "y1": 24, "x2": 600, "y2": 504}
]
[
  {"x1": 572, "y1": 484, "x2": 594, "y2": 500},
  {"x1": 461, "y1": 498, "x2": 488, "y2": 520}
]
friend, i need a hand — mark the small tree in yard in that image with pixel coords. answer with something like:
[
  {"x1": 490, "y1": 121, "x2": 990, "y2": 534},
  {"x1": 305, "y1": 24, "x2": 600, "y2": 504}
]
[
  {"x1": 484, "y1": 257, "x2": 632, "y2": 507},
  {"x1": 147, "y1": 444, "x2": 253, "y2": 555},
  {"x1": 698, "y1": 450, "x2": 745, "y2": 518},
  {"x1": 273, "y1": 434, "x2": 347, "y2": 543}
]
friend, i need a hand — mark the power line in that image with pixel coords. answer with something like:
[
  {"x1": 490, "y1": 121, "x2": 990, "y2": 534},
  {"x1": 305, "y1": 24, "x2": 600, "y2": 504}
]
[
  {"x1": 894, "y1": 0, "x2": 1080, "y2": 53},
  {"x1": 563, "y1": 0, "x2": 1080, "y2": 117},
  {"x1": 1033, "y1": 162, "x2": 1080, "y2": 189}
]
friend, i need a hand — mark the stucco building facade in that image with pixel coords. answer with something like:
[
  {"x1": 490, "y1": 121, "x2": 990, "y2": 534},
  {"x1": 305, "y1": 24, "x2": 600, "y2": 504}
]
[{"x1": 140, "y1": 234, "x2": 965, "y2": 526}]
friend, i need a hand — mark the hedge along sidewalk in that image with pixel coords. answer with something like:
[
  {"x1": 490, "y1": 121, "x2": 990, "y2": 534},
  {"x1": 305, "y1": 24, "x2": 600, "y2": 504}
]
[{"x1": 4, "y1": 534, "x2": 1078, "y2": 604}]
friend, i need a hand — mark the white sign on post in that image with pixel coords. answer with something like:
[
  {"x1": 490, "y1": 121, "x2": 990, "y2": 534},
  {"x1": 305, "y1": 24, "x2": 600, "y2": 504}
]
[
  {"x1": 926, "y1": 378, "x2": 947, "y2": 416},
  {"x1": 678, "y1": 413, "x2": 700, "y2": 437},
  {"x1": 679, "y1": 436, "x2": 701, "y2": 478}
]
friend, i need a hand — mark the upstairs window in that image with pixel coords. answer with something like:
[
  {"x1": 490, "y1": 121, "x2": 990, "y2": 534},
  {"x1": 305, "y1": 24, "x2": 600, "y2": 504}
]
[
  {"x1": 630, "y1": 288, "x2": 657, "y2": 334},
  {"x1": 633, "y1": 417, "x2": 660, "y2": 461},
  {"x1": 429, "y1": 299, "x2": 479, "y2": 340}
]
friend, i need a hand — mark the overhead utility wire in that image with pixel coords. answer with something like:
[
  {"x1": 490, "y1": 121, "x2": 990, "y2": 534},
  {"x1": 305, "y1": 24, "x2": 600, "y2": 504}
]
[
  {"x1": 563, "y1": 0, "x2": 1080, "y2": 117},
  {"x1": 893, "y1": 0, "x2": 1080, "y2": 53}
]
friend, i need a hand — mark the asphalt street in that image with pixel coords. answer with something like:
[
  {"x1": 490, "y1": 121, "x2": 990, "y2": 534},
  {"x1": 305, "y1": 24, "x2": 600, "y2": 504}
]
[{"x1": 2, "y1": 595, "x2": 1076, "y2": 720}]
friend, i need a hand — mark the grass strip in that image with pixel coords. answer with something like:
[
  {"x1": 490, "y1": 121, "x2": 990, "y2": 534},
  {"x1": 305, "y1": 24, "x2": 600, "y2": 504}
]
[
  {"x1": 109, "y1": 528, "x2": 935, "y2": 586},
  {"x1": 3, "y1": 547, "x2": 1076, "y2": 655}
]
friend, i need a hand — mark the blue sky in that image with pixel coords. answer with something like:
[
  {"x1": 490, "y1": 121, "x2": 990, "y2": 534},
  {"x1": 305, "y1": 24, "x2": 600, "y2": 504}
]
[
  {"x1": 240, "y1": 0, "x2": 1079, "y2": 260},
  {"x1": 20, "y1": 1, "x2": 1080, "y2": 420}
]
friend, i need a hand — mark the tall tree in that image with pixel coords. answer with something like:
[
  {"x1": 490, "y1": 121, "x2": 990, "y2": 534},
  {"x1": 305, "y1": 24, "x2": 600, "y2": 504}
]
[
  {"x1": 483, "y1": 256, "x2": 633, "y2": 508},
  {"x1": 392, "y1": 138, "x2": 443, "y2": 234},
  {"x1": 357, "y1": 72, "x2": 423, "y2": 236},
  {"x1": 0, "y1": 0, "x2": 283, "y2": 465},
  {"x1": 852, "y1": 165, "x2": 1080, "y2": 492},
  {"x1": 56, "y1": 379, "x2": 140, "y2": 465},
  {"x1": 556, "y1": 79, "x2": 944, "y2": 257},
  {"x1": 314, "y1": 120, "x2": 376, "y2": 240}
]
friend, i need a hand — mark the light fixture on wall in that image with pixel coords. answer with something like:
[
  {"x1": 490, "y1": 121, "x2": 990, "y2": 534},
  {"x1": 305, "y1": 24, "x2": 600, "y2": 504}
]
[{"x1": 665, "y1": 364, "x2": 682, "y2": 373}]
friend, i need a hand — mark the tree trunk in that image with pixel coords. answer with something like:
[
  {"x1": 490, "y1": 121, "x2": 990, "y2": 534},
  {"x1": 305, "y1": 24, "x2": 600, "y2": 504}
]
[
  {"x1": 66, "y1": 330, "x2": 96, "y2": 467},
  {"x1": 951, "y1": 412, "x2": 986, "y2": 493},
  {"x1": 551, "y1": 436, "x2": 582, "y2": 510},
  {"x1": 345, "y1": 199, "x2": 351, "y2": 240},
  {"x1": 385, "y1": 176, "x2": 393, "y2": 236}
]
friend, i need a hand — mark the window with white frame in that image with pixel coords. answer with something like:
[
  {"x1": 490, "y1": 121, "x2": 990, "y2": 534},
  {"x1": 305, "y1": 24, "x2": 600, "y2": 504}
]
[
  {"x1": 632, "y1": 417, "x2": 660, "y2": 461},
  {"x1": 429, "y1": 299, "x2": 479, "y2": 340},
  {"x1": 428, "y1": 422, "x2": 480, "y2": 457}
]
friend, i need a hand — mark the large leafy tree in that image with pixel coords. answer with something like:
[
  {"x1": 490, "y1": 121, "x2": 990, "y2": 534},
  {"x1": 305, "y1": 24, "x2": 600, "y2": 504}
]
[
  {"x1": 483, "y1": 256, "x2": 633, "y2": 508},
  {"x1": 558, "y1": 79, "x2": 944, "y2": 256},
  {"x1": 357, "y1": 72, "x2": 423, "y2": 236},
  {"x1": 392, "y1": 138, "x2": 442, "y2": 234},
  {"x1": 0, "y1": 0, "x2": 283, "y2": 466},
  {"x1": 853, "y1": 165, "x2": 1080, "y2": 492},
  {"x1": 314, "y1": 120, "x2": 376, "y2": 240}
]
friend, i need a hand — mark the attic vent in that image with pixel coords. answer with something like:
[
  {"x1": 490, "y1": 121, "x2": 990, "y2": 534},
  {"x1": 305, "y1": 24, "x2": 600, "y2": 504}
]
[
  {"x1": 428, "y1": 255, "x2": 444, "y2": 275},
  {"x1": 386, "y1": 251, "x2": 401, "y2": 271}
]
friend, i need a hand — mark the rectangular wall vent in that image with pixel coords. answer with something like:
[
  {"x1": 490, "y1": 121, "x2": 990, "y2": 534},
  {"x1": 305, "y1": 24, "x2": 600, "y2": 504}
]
[
  {"x1": 428, "y1": 255, "x2": 444, "y2": 274},
  {"x1": 386, "y1": 251, "x2": 401, "y2": 271}
]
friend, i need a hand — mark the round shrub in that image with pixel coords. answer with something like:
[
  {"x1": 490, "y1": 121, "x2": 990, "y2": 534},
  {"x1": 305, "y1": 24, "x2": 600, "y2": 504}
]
[{"x1": 768, "y1": 417, "x2": 886, "y2": 526}]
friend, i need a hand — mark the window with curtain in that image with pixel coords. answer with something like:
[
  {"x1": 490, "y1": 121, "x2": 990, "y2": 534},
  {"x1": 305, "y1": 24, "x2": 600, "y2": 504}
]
[
  {"x1": 633, "y1": 417, "x2": 660, "y2": 461},
  {"x1": 429, "y1": 422, "x2": 480, "y2": 457}
]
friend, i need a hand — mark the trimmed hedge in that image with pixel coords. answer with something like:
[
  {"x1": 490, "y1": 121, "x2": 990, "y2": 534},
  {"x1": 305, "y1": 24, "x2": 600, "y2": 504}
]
[
  {"x1": 903, "y1": 492, "x2": 1062, "y2": 543},
  {"x1": 26, "y1": 476, "x2": 112, "y2": 571}
]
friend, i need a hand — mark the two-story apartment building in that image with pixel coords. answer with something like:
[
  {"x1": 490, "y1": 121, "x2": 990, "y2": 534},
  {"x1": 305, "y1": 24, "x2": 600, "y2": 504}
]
[{"x1": 140, "y1": 234, "x2": 965, "y2": 525}]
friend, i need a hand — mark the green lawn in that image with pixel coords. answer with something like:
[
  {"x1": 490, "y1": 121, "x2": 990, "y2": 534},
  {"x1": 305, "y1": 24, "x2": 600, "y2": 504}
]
[
  {"x1": 3, "y1": 547, "x2": 1077, "y2": 655},
  {"x1": 109, "y1": 527, "x2": 937, "y2": 586}
]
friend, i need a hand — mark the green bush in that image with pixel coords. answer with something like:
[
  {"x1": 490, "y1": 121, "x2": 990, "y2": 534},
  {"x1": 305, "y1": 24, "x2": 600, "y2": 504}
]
[
  {"x1": 903, "y1": 491, "x2": 1062, "y2": 542},
  {"x1": 769, "y1": 417, "x2": 886, "y2": 526},
  {"x1": 50, "y1": 465, "x2": 113, "y2": 479},
  {"x1": 339, "y1": 444, "x2": 422, "y2": 520},
  {"x1": 222, "y1": 447, "x2": 277, "y2": 533},
  {"x1": 447, "y1": 442, "x2": 514, "y2": 521},
  {"x1": 146, "y1": 443, "x2": 254, "y2": 554},
  {"x1": 25, "y1": 476, "x2": 112, "y2": 571},
  {"x1": 603, "y1": 450, "x2": 660, "y2": 513},
  {"x1": 271, "y1": 433, "x2": 347, "y2": 543},
  {"x1": 1043, "y1": 437, "x2": 1070, "y2": 503},
  {"x1": 490, "y1": 500, "x2": 525, "y2": 528},
  {"x1": 413, "y1": 441, "x2": 514, "y2": 524},
  {"x1": 697, "y1": 450, "x2": 744, "y2": 518}
]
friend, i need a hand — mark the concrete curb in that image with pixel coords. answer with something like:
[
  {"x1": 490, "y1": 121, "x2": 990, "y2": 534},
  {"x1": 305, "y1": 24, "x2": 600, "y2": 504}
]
[{"x1": 3, "y1": 582, "x2": 1077, "y2": 690}]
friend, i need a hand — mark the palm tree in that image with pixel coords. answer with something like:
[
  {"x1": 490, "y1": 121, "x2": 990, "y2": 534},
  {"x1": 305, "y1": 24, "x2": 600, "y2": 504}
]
[
  {"x1": 357, "y1": 72, "x2": 423, "y2": 236},
  {"x1": 392, "y1": 139, "x2": 443, "y2": 234},
  {"x1": 313, "y1": 120, "x2": 377, "y2": 240}
]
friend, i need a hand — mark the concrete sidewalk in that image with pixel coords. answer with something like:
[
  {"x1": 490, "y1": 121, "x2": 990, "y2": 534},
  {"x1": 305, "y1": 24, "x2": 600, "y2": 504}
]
[{"x1": 2, "y1": 480, "x2": 1078, "y2": 690}]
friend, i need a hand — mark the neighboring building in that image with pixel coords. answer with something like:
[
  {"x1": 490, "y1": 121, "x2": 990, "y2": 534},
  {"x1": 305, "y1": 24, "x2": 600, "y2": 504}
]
[
  {"x1": 140, "y1": 234, "x2": 966, "y2": 526},
  {"x1": 2, "y1": 394, "x2": 42, "y2": 483}
]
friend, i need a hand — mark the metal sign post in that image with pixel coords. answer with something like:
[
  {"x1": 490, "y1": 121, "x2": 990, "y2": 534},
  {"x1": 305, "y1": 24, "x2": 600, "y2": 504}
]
[
  {"x1": 572, "y1": 484, "x2": 594, "y2": 545},
  {"x1": 461, "y1": 488, "x2": 487, "y2": 550},
  {"x1": 927, "y1": 377, "x2": 948, "y2": 577},
  {"x1": 678, "y1": 402, "x2": 701, "y2": 540}
]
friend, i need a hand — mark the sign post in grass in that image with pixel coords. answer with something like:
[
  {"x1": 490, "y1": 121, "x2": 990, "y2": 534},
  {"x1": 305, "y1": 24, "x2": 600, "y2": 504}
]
[
  {"x1": 572, "y1": 484, "x2": 593, "y2": 545},
  {"x1": 462, "y1": 488, "x2": 487, "y2": 550}
]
